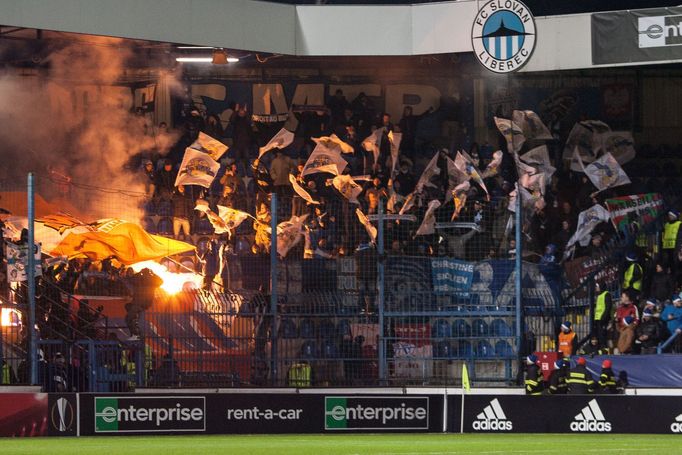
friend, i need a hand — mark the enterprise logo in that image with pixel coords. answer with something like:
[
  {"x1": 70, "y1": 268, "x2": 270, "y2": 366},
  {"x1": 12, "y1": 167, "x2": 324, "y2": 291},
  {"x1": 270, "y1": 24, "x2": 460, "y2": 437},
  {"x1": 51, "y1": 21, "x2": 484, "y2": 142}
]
[{"x1": 638, "y1": 15, "x2": 682, "y2": 48}]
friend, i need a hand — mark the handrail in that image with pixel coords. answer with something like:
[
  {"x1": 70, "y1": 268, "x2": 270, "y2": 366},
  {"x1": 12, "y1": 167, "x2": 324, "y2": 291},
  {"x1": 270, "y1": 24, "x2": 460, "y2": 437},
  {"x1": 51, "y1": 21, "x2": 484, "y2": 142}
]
[{"x1": 657, "y1": 328, "x2": 681, "y2": 354}]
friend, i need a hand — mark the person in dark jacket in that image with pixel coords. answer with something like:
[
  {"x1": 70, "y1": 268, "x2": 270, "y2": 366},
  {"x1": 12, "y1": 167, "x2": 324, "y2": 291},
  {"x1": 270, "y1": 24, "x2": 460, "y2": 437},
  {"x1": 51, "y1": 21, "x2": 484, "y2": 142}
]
[
  {"x1": 598, "y1": 359, "x2": 618, "y2": 394},
  {"x1": 172, "y1": 185, "x2": 193, "y2": 240},
  {"x1": 154, "y1": 160, "x2": 176, "y2": 200},
  {"x1": 547, "y1": 359, "x2": 568, "y2": 395},
  {"x1": 199, "y1": 238, "x2": 220, "y2": 290},
  {"x1": 649, "y1": 262, "x2": 674, "y2": 303},
  {"x1": 566, "y1": 356, "x2": 595, "y2": 394},
  {"x1": 634, "y1": 309, "x2": 662, "y2": 354},
  {"x1": 524, "y1": 354, "x2": 544, "y2": 395},
  {"x1": 578, "y1": 335, "x2": 609, "y2": 356}
]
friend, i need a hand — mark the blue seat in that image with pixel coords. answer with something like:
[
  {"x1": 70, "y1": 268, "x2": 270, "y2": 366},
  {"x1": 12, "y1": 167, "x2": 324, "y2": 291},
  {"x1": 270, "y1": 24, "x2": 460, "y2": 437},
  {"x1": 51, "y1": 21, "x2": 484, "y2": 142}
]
[
  {"x1": 457, "y1": 341, "x2": 472, "y2": 357},
  {"x1": 299, "y1": 319, "x2": 315, "y2": 339},
  {"x1": 300, "y1": 340, "x2": 318, "y2": 359},
  {"x1": 317, "y1": 319, "x2": 335, "y2": 339},
  {"x1": 472, "y1": 319, "x2": 489, "y2": 337},
  {"x1": 434, "y1": 341, "x2": 454, "y2": 358},
  {"x1": 494, "y1": 340, "x2": 513, "y2": 357},
  {"x1": 279, "y1": 319, "x2": 298, "y2": 339},
  {"x1": 321, "y1": 339, "x2": 338, "y2": 358},
  {"x1": 490, "y1": 319, "x2": 512, "y2": 336},
  {"x1": 432, "y1": 319, "x2": 452, "y2": 338},
  {"x1": 452, "y1": 319, "x2": 472, "y2": 337},
  {"x1": 336, "y1": 319, "x2": 352, "y2": 338},
  {"x1": 475, "y1": 341, "x2": 494, "y2": 358}
]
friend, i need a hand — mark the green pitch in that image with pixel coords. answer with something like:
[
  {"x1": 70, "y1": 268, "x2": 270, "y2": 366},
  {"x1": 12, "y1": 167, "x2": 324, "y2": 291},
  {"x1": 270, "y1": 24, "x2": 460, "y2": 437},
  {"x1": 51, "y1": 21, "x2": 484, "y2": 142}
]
[{"x1": 3, "y1": 433, "x2": 682, "y2": 455}]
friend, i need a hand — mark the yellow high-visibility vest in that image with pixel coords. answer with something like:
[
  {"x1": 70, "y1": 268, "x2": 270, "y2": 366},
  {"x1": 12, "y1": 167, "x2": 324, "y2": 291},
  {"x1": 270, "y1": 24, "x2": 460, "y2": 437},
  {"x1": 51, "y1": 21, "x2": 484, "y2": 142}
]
[
  {"x1": 663, "y1": 221, "x2": 681, "y2": 250},
  {"x1": 595, "y1": 291, "x2": 609, "y2": 320},
  {"x1": 624, "y1": 263, "x2": 642, "y2": 291}
]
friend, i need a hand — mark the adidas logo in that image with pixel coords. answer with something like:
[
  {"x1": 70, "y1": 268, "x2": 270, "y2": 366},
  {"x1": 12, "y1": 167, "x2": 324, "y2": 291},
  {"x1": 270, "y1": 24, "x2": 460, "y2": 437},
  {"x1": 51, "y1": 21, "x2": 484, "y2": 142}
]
[
  {"x1": 670, "y1": 414, "x2": 682, "y2": 432},
  {"x1": 570, "y1": 399, "x2": 612, "y2": 432},
  {"x1": 472, "y1": 398, "x2": 512, "y2": 431}
]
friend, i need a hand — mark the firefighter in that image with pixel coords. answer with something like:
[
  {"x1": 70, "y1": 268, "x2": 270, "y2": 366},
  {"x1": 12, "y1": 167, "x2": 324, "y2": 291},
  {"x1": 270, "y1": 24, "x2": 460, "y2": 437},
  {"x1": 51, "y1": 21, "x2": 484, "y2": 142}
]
[
  {"x1": 598, "y1": 359, "x2": 618, "y2": 394},
  {"x1": 558, "y1": 321, "x2": 577, "y2": 358},
  {"x1": 622, "y1": 252, "x2": 643, "y2": 295},
  {"x1": 524, "y1": 354, "x2": 544, "y2": 396},
  {"x1": 547, "y1": 359, "x2": 568, "y2": 395},
  {"x1": 566, "y1": 356, "x2": 595, "y2": 394},
  {"x1": 578, "y1": 335, "x2": 609, "y2": 356}
]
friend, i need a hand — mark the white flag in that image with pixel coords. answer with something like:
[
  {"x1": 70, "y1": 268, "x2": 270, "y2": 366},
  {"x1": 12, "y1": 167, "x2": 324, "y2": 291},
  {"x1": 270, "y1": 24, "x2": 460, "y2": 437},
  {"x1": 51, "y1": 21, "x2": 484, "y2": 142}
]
[
  {"x1": 190, "y1": 132, "x2": 228, "y2": 161},
  {"x1": 259, "y1": 128, "x2": 295, "y2": 158},
  {"x1": 481, "y1": 150, "x2": 504, "y2": 179},
  {"x1": 494, "y1": 117, "x2": 525, "y2": 153},
  {"x1": 520, "y1": 145, "x2": 556, "y2": 181},
  {"x1": 313, "y1": 134, "x2": 354, "y2": 154},
  {"x1": 175, "y1": 147, "x2": 220, "y2": 188},
  {"x1": 387, "y1": 189, "x2": 405, "y2": 213},
  {"x1": 584, "y1": 152, "x2": 631, "y2": 191},
  {"x1": 415, "y1": 151, "x2": 441, "y2": 194},
  {"x1": 356, "y1": 208, "x2": 377, "y2": 243},
  {"x1": 512, "y1": 110, "x2": 552, "y2": 141},
  {"x1": 445, "y1": 156, "x2": 468, "y2": 203},
  {"x1": 332, "y1": 174, "x2": 362, "y2": 204},
  {"x1": 602, "y1": 131, "x2": 636, "y2": 165},
  {"x1": 567, "y1": 204, "x2": 610, "y2": 248},
  {"x1": 194, "y1": 200, "x2": 252, "y2": 235},
  {"x1": 564, "y1": 120, "x2": 611, "y2": 170},
  {"x1": 388, "y1": 131, "x2": 403, "y2": 177},
  {"x1": 455, "y1": 151, "x2": 489, "y2": 199},
  {"x1": 289, "y1": 174, "x2": 320, "y2": 205},
  {"x1": 276, "y1": 215, "x2": 308, "y2": 258},
  {"x1": 416, "y1": 200, "x2": 441, "y2": 236},
  {"x1": 362, "y1": 128, "x2": 384, "y2": 165},
  {"x1": 302, "y1": 141, "x2": 348, "y2": 177},
  {"x1": 451, "y1": 181, "x2": 470, "y2": 221}
]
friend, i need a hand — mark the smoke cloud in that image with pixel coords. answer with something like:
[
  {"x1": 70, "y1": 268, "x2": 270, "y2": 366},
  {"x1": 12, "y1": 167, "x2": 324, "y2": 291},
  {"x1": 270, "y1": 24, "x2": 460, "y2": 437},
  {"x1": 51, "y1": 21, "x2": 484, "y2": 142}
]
[{"x1": 0, "y1": 34, "x2": 179, "y2": 221}]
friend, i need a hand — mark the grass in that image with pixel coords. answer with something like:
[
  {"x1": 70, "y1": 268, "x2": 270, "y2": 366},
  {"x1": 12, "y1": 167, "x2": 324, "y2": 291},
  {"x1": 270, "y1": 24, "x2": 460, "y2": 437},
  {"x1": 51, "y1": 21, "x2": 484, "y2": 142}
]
[{"x1": 3, "y1": 433, "x2": 682, "y2": 455}]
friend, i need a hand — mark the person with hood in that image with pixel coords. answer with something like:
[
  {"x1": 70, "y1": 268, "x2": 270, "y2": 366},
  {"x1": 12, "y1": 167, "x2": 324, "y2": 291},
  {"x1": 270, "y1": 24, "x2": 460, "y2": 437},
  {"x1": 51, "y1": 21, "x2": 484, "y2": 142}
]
[
  {"x1": 524, "y1": 354, "x2": 544, "y2": 395},
  {"x1": 598, "y1": 359, "x2": 618, "y2": 394},
  {"x1": 661, "y1": 293, "x2": 682, "y2": 352},
  {"x1": 566, "y1": 356, "x2": 595, "y2": 394},
  {"x1": 649, "y1": 261, "x2": 674, "y2": 304},
  {"x1": 558, "y1": 321, "x2": 577, "y2": 358},
  {"x1": 662, "y1": 209, "x2": 682, "y2": 274}
]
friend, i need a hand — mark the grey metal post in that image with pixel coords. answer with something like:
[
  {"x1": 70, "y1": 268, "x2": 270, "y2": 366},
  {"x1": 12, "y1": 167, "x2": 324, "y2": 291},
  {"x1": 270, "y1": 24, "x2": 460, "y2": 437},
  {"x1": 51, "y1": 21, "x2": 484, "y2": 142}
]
[
  {"x1": 515, "y1": 183, "x2": 523, "y2": 360},
  {"x1": 27, "y1": 173, "x2": 38, "y2": 385},
  {"x1": 377, "y1": 199, "x2": 386, "y2": 383},
  {"x1": 270, "y1": 193, "x2": 278, "y2": 384}
]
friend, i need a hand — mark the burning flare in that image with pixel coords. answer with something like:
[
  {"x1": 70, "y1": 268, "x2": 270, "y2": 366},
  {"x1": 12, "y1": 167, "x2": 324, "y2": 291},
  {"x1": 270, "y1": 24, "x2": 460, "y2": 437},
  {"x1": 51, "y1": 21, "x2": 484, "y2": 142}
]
[{"x1": 131, "y1": 260, "x2": 203, "y2": 294}]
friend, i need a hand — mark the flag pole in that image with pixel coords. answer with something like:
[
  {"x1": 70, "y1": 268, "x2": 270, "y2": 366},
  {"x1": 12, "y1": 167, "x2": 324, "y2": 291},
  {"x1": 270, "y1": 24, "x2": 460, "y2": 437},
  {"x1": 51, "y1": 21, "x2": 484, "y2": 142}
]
[{"x1": 460, "y1": 382, "x2": 465, "y2": 434}]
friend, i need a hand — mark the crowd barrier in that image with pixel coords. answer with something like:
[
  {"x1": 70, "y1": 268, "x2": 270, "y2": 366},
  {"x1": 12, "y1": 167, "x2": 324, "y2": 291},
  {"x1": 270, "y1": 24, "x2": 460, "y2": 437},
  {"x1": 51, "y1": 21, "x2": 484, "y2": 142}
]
[{"x1": 4, "y1": 388, "x2": 682, "y2": 437}]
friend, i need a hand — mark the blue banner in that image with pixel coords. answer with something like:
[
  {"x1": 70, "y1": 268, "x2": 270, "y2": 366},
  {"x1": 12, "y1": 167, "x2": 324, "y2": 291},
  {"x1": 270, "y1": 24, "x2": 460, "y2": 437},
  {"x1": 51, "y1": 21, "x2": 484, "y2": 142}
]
[{"x1": 431, "y1": 259, "x2": 474, "y2": 296}]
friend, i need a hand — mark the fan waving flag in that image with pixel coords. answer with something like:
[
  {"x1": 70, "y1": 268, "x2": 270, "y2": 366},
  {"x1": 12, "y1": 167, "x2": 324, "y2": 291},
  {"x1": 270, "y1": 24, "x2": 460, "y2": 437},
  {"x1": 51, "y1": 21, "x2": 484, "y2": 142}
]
[
  {"x1": 302, "y1": 141, "x2": 348, "y2": 177},
  {"x1": 362, "y1": 128, "x2": 384, "y2": 164},
  {"x1": 565, "y1": 120, "x2": 611, "y2": 170},
  {"x1": 175, "y1": 147, "x2": 220, "y2": 188},
  {"x1": 289, "y1": 174, "x2": 320, "y2": 205},
  {"x1": 332, "y1": 174, "x2": 363, "y2": 204},
  {"x1": 512, "y1": 110, "x2": 552, "y2": 141},
  {"x1": 258, "y1": 128, "x2": 295, "y2": 158},
  {"x1": 415, "y1": 151, "x2": 441, "y2": 194},
  {"x1": 356, "y1": 208, "x2": 377, "y2": 243},
  {"x1": 494, "y1": 117, "x2": 525, "y2": 153},
  {"x1": 583, "y1": 152, "x2": 631, "y2": 192},
  {"x1": 276, "y1": 215, "x2": 308, "y2": 258},
  {"x1": 416, "y1": 199, "x2": 441, "y2": 236},
  {"x1": 388, "y1": 131, "x2": 402, "y2": 177},
  {"x1": 566, "y1": 204, "x2": 611, "y2": 249},
  {"x1": 190, "y1": 132, "x2": 228, "y2": 161},
  {"x1": 49, "y1": 218, "x2": 194, "y2": 265},
  {"x1": 481, "y1": 150, "x2": 504, "y2": 179},
  {"x1": 312, "y1": 134, "x2": 354, "y2": 155},
  {"x1": 455, "y1": 151, "x2": 489, "y2": 199}
]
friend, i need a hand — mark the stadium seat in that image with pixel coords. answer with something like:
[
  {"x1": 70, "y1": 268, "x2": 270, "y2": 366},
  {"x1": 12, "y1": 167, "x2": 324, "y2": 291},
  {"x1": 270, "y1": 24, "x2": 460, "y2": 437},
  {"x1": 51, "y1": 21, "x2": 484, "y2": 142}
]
[
  {"x1": 317, "y1": 319, "x2": 335, "y2": 339},
  {"x1": 490, "y1": 319, "x2": 512, "y2": 336},
  {"x1": 494, "y1": 340, "x2": 514, "y2": 357},
  {"x1": 321, "y1": 339, "x2": 338, "y2": 358},
  {"x1": 279, "y1": 319, "x2": 298, "y2": 339},
  {"x1": 431, "y1": 319, "x2": 452, "y2": 339},
  {"x1": 300, "y1": 340, "x2": 318, "y2": 359},
  {"x1": 299, "y1": 318, "x2": 315, "y2": 339},
  {"x1": 472, "y1": 319, "x2": 489, "y2": 337},
  {"x1": 452, "y1": 319, "x2": 472, "y2": 337},
  {"x1": 457, "y1": 340, "x2": 472, "y2": 357},
  {"x1": 475, "y1": 341, "x2": 494, "y2": 358},
  {"x1": 434, "y1": 341, "x2": 454, "y2": 358}
]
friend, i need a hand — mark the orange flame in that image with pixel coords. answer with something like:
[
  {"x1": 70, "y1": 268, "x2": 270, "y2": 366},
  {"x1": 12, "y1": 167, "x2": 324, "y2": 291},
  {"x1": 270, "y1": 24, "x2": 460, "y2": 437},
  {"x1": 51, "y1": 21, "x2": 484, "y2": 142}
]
[{"x1": 130, "y1": 260, "x2": 203, "y2": 294}]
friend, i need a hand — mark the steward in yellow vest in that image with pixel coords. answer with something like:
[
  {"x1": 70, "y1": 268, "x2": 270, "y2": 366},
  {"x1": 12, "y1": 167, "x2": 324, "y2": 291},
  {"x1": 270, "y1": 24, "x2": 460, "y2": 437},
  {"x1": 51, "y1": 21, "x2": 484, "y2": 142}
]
[{"x1": 622, "y1": 253, "x2": 643, "y2": 293}]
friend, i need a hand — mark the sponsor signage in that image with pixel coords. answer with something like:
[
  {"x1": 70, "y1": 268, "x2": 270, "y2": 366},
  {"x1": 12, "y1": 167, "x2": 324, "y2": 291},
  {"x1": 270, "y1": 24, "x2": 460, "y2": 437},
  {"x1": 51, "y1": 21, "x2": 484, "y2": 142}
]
[
  {"x1": 471, "y1": 0, "x2": 537, "y2": 73},
  {"x1": 79, "y1": 394, "x2": 442, "y2": 435},
  {"x1": 593, "y1": 7, "x2": 682, "y2": 65},
  {"x1": 48, "y1": 394, "x2": 78, "y2": 437},
  {"x1": 325, "y1": 397, "x2": 429, "y2": 431},
  {"x1": 94, "y1": 396, "x2": 205, "y2": 433}
]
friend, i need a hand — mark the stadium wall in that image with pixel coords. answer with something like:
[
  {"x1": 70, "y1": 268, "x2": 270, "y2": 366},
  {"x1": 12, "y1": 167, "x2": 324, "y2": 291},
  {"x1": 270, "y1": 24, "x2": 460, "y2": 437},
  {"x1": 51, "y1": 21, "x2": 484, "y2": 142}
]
[{"x1": 5, "y1": 388, "x2": 682, "y2": 437}]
